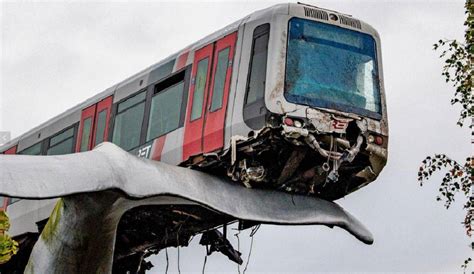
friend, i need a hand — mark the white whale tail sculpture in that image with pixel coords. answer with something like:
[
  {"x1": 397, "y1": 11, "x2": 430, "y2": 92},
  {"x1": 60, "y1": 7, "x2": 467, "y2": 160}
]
[{"x1": 0, "y1": 142, "x2": 373, "y2": 273}]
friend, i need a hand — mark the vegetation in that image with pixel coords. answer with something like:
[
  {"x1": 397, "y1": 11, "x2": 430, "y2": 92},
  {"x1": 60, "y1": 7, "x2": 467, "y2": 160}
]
[
  {"x1": 417, "y1": 0, "x2": 473, "y2": 270},
  {"x1": 0, "y1": 211, "x2": 19, "y2": 264}
]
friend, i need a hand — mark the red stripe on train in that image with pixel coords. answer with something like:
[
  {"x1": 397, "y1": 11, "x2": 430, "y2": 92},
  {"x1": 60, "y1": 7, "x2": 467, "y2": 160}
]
[
  {"x1": 2, "y1": 145, "x2": 16, "y2": 210},
  {"x1": 176, "y1": 51, "x2": 189, "y2": 71},
  {"x1": 4, "y1": 146, "x2": 17, "y2": 154},
  {"x1": 151, "y1": 136, "x2": 166, "y2": 161}
]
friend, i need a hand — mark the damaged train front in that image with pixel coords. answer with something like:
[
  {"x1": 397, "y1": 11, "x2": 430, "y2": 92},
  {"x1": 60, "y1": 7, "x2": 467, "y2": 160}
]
[{"x1": 228, "y1": 14, "x2": 388, "y2": 200}]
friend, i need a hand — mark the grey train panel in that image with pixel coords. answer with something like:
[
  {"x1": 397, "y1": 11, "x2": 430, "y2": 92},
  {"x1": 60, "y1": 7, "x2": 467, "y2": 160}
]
[
  {"x1": 160, "y1": 127, "x2": 184, "y2": 165},
  {"x1": 224, "y1": 23, "x2": 246, "y2": 149},
  {"x1": 230, "y1": 18, "x2": 270, "y2": 138},
  {"x1": 148, "y1": 58, "x2": 176, "y2": 84},
  {"x1": 113, "y1": 74, "x2": 150, "y2": 104},
  {"x1": 17, "y1": 112, "x2": 80, "y2": 152}
]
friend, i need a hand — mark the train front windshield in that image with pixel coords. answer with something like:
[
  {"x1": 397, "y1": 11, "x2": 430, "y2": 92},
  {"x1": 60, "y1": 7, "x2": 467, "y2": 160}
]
[{"x1": 285, "y1": 18, "x2": 382, "y2": 119}]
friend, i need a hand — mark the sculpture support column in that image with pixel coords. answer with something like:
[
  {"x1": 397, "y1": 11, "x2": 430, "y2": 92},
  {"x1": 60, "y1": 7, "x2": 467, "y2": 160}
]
[{"x1": 25, "y1": 193, "x2": 122, "y2": 274}]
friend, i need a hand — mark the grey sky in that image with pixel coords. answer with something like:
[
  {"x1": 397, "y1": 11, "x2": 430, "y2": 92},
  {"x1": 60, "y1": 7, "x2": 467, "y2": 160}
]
[{"x1": 1, "y1": 0, "x2": 471, "y2": 273}]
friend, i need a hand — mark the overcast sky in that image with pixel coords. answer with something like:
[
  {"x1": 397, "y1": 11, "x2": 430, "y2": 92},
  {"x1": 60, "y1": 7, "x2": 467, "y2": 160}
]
[{"x1": 1, "y1": 0, "x2": 472, "y2": 273}]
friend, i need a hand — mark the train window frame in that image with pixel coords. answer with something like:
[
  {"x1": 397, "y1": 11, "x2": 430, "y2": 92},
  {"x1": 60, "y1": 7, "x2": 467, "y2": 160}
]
[
  {"x1": 141, "y1": 67, "x2": 190, "y2": 143},
  {"x1": 209, "y1": 46, "x2": 231, "y2": 113},
  {"x1": 111, "y1": 90, "x2": 147, "y2": 151},
  {"x1": 244, "y1": 24, "x2": 270, "y2": 106},
  {"x1": 94, "y1": 109, "x2": 108, "y2": 146},
  {"x1": 190, "y1": 57, "x2": 210, "y2": 121},
  {"x1": 146, "y1": 81, "x2": 185, "y2": 141},
  {"x1": 109, "y1": 66, "x2": 191, "y2": 150},
  {"x1": 46, "y1": 125, "x2": 78, "y2": 155},
  {"x1": 18, "y1": 142, "x2": 43, "y2": 155},
  {"x1": 283, "y1": 17, "x2": 382, "y2": 120},
  {"x1": 144, "y1": 67, "x2": 191, "y2": 142},
  {"x1": 80, "y1": 117, "x2": 93, "y2": 152},
  {"x1": 243, "y1": 23, "x2": 270, "y2": 129}
]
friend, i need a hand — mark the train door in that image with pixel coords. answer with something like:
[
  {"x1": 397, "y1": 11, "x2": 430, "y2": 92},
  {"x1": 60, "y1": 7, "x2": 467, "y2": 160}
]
[
  {"x1": 183, "y1": 32, "x2": 237, "y2": 161},
  {"x1": 76, "y1": 96, "x2": 113, "y2": 152},
  {"x1": 94, "y1": 96, "x2": 113, "y2": 147},
  {"x1": 77, "y1": 104, "x2": 96, "y2": 152},
  {"x1": 203, "y1": 32, "x2": 237, "y2": 153}
]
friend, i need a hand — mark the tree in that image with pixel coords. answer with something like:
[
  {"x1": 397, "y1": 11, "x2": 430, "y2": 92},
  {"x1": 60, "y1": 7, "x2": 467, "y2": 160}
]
[
  {"x1": 417, "y1": 0, "x2": 473, "y2": 271},
  {"x1": 0, "y1": 211, "x2": 18, "y2": 264}
]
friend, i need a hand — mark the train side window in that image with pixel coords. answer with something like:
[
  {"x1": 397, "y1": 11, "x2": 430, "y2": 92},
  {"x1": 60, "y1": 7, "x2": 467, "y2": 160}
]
[
  {"x1": 210, "y1": 47, "x2": 230, "y2": 112},
  {"x1": 95, "y1": 110, "x2": 107, "y2": 145},
  {"x1": 19, "y1": 142, "x2": 42, "y2": 155},
  {"x1": 147, "y1": 81, "x2": 185, "y2": 141},
  {"x1": 47, "y1": 127, "x2": 75, "y2": 155},
  {"x1": 244, "y1": 24, "x2": 270, "y2": 129},
  {"x1": 245, "y1": 24, "x2": 270, "y2": 105},
  {"x1": 80, "y1": 117, "x2": 93, "y2": 152},
  {"x1": 112, "y1": 91, "x2": 146, "y2": 151},
  {"x1": 190, "y1": 58, "x2": 209, "y2": 121}
]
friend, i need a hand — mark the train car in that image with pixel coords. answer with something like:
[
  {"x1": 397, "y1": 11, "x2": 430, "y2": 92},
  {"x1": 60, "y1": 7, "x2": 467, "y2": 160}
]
[{"x1": 0, "y1": 1, "x2": 387, "y2": 257}]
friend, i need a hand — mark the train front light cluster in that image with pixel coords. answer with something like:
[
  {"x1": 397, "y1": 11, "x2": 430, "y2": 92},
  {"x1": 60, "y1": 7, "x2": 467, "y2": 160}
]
[
  {"x1": 367, "y1": 134, "x2": 383, "y2": 146},
  {"x1": 283, "y1": 117, "x2": 303, "y2": 128}
]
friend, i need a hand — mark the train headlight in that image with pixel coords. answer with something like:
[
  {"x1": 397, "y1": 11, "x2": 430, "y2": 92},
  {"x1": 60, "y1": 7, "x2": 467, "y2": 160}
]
[
  {"x1": 367, "y1": 135, "x2": 384, "y2": 145},
  {"x1": 284, "y1": 117, "x2": 294, "y2": 126},
  {"x1": 293, "y1": 120, "x2": 303, "y2": 128}
]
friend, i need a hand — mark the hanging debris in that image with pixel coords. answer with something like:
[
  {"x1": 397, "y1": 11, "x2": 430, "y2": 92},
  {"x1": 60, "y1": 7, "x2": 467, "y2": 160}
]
[{"x1": 199, "y1": 229, "x2": 243, "y2": 265}]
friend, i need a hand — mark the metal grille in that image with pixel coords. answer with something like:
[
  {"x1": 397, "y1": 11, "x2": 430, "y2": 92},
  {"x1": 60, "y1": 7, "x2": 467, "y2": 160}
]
[
  {"x1": 303, "y1": 7, "x2": 329, "y2": 21},
  {"x1": 339, "y1": 15, "x2": 362, "y2": 29}
]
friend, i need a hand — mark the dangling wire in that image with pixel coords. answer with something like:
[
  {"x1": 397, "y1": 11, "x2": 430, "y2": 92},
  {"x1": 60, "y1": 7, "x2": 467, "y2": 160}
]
[
  {"x1": 165, "y1": 248, "x2": 169, "y2": 274},
  {"x1": 234, "y1": 229, "x2": 241, "y2": 274},
  {"x1": 163, "y1": 228, "x2": 170, "y2": 274},
  {"x1": 177, "y1": 246, "x2": 181, "y2": 274},
  {"x1": 202, "y1": 245, "x2": 209, "y2": 274},
  {"x1": 202, "y1": 254, "x2": 208, "y2": 274},
  {"x1": 332, "y1": 134, "x2": 337, "y2": 176},
  {"x1": 327, "y1": 135, "x2": 334, "y2": 167},
  {"x1": 176, "y1": 223, "x2": 184, "y2": 274},
  {"x1": 243, "y1": 225, "x2": 260, "y2": 274},
  {"x1": 250, "y1": 224, "x2": 260, "y2": 237},
  {"x1": 242, "y1": 236, "x2": 254, "y2": 274},
  {"x1": 323, "y1": 136, "x2": 335, "y2": 188}
]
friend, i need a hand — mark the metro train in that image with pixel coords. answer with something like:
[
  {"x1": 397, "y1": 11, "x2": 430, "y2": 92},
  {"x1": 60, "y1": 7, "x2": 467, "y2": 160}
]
[{"x1": 0, "y1": 2, "x2": 388, "y2": 269}]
